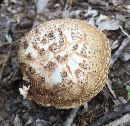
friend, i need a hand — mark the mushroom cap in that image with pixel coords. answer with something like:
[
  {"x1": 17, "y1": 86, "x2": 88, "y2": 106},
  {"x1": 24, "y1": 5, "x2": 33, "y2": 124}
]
[{"x1": 18, "y1": 19, "x2": 111, "y2": 109}]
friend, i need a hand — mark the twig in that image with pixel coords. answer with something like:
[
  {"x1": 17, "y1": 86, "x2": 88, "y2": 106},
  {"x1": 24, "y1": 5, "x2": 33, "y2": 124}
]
[
  {"x1": 90, "y1": 102, "x2": 130, "y2": 126},
  {"x1": 120, "y1": 26, "x2": 130, "y2": 37},
  {"x1": 111, "y1": 36, "x2": 123, "y2": 50},
  {"x1": 63, "y1": 107, "x2": 80, "y2": 126},
  {"x1": 106, "y1": 79, "x2": 116, "y2": 99},
  {"x1": 105, "y1": 113, "x2": 130, "y2": 126},
  {"x1": 110, "y1": 37, "x2": 130, "y2": 68}
]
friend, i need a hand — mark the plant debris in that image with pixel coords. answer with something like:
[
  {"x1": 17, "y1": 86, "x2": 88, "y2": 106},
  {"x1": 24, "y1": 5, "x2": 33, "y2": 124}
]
[{"x1": 0, "y1": 0, "x2": 130, "y2": 126}]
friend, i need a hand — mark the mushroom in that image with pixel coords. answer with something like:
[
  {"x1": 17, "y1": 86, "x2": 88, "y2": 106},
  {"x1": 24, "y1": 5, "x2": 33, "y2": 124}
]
[{"x1": 18, "y1": 19, "x2": 111, "y2": 109}]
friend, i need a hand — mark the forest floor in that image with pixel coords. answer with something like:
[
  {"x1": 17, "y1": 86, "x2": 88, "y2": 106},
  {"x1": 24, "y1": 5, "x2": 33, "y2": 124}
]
[{"x1": 0, "y1": 0, "x2": 130, "y2": 126}]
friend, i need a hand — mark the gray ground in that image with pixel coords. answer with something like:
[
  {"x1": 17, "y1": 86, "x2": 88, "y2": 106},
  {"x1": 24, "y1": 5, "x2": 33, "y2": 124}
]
[{"x1": 0, "y1": 0, "x2": 130, "y2": 126}]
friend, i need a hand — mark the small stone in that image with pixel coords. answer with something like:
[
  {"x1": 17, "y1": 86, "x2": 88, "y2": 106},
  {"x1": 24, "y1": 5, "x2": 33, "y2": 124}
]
[{"x1": 19, "y1": 18, "x2": 33, "y2": 29}]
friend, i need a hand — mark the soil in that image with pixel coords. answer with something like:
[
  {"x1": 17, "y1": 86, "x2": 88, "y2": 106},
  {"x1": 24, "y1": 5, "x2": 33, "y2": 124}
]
[{"x1": 0, "y1": 0, "x2": 130, "y2": 126}]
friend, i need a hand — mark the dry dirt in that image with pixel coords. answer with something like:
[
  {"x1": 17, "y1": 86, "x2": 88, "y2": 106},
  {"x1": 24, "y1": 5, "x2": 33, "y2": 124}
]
[{"x1": 0, "y1": 0, "x2": 130, "y2": 126}]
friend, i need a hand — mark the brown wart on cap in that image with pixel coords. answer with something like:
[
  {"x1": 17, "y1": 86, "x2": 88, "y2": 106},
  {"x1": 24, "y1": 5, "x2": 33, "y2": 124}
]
[{"x1": 18, "y1": 19, "x2": 111, "y2": 109}]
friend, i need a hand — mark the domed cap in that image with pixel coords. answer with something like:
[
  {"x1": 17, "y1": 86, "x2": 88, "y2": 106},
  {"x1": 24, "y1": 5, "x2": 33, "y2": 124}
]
[{"x1": 18, "y1": 19, "x2": 111, "y2": 109}]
